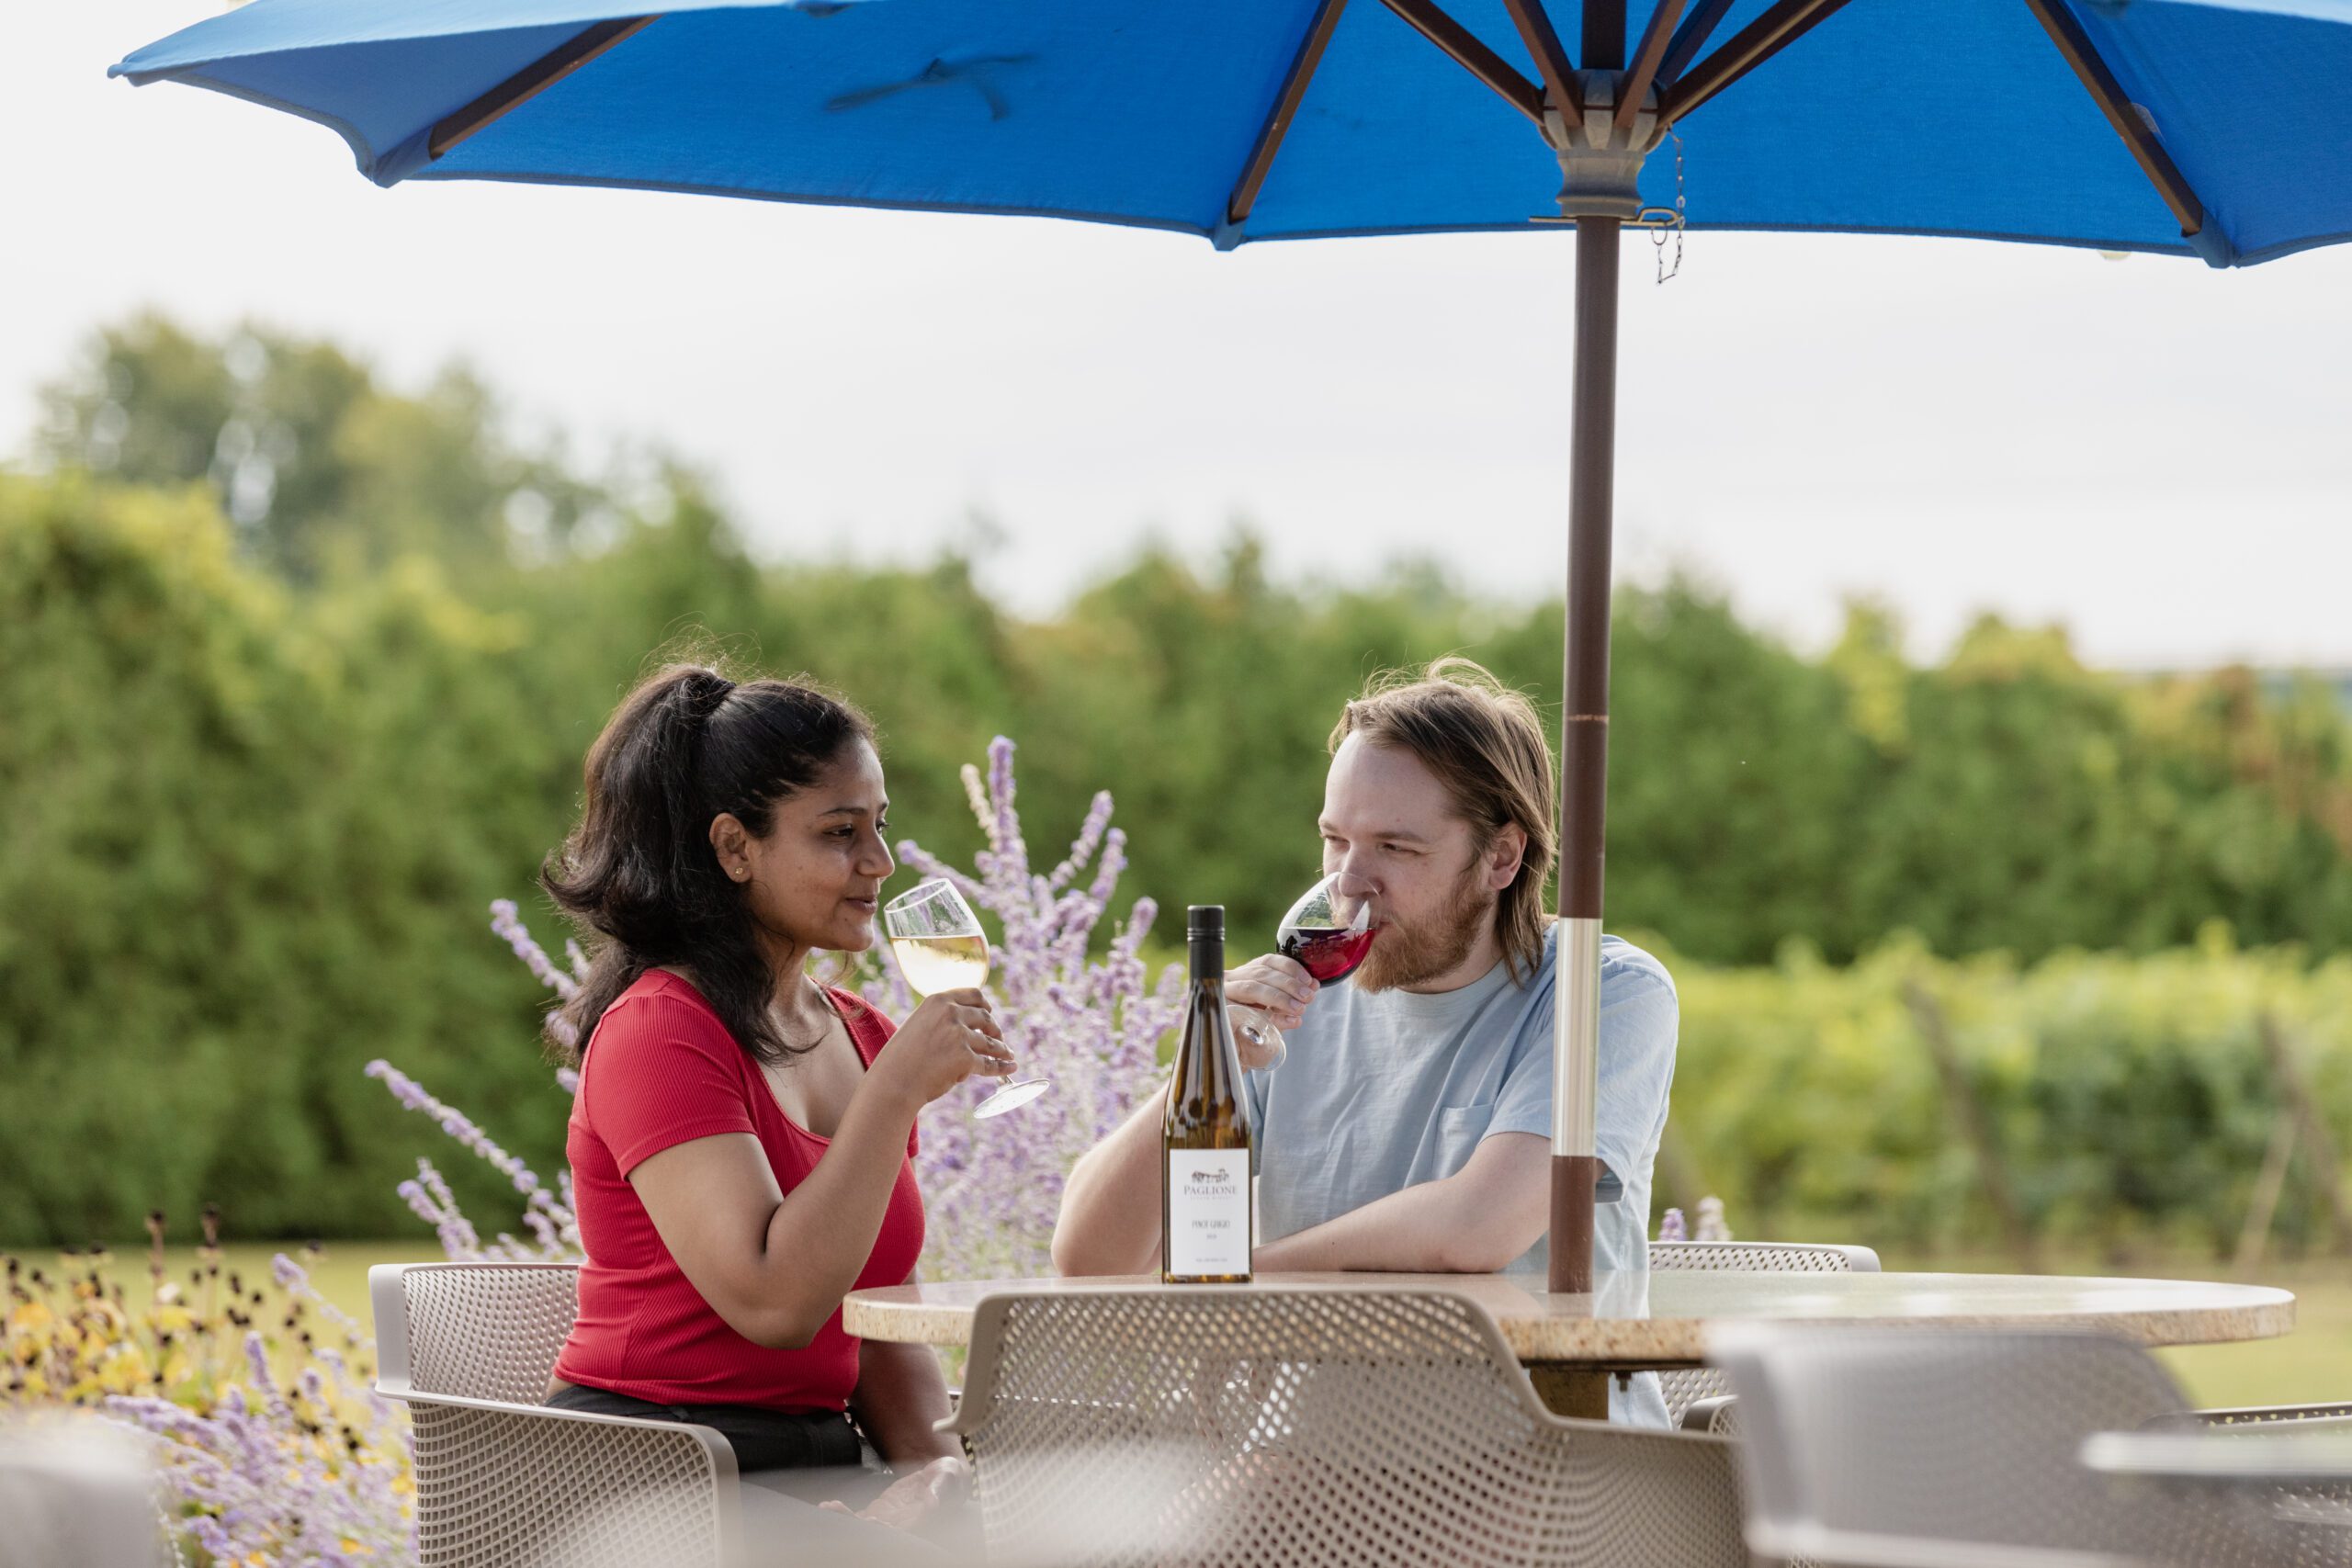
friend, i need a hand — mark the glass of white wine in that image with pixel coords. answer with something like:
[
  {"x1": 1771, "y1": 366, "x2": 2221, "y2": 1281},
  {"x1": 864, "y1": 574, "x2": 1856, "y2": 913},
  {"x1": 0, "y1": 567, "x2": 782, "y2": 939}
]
[{"x1": 882, "y1": 878, "x2": 1048, "y2": 1118}]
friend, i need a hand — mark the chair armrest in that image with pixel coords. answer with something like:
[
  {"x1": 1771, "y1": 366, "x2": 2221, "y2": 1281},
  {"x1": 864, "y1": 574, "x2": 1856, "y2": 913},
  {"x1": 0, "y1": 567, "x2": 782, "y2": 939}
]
[
  {"x1": 2188, "y1": 1403, "x2": 2352, "y2": 1429},
  {"x1": 1679, "y1": 1394, "x2": 1741, "y2": 1436},
  {"x1": 382, "y1": 1389, "x2": 743, "y2": 1566}
]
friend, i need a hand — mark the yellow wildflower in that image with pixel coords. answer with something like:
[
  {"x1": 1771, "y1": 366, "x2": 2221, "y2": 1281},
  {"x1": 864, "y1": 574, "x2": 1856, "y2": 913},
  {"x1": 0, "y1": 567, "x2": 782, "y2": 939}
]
[{"x1": 100, "y1": 1348, "x2": 153, "y2": 1394}]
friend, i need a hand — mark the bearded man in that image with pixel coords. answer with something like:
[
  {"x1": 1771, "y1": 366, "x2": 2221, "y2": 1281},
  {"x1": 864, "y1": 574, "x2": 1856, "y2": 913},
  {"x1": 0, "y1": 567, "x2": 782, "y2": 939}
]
[{"x1": 1051, "y1": 658, "x2": 1679, "y2": 1425}]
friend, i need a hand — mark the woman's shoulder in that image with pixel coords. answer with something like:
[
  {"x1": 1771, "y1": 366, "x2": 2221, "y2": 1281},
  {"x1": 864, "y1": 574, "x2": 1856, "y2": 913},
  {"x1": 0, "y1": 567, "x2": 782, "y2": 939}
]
[{"x1": 587, "y1": 970, "x2": 739, "y2": 1061}]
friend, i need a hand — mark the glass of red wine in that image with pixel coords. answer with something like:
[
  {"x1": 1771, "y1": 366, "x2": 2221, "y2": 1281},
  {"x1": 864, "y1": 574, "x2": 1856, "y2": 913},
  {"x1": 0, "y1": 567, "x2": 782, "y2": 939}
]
[
  {"x1": 1234, "y1": 873, "x2": 1371, "y2": 1066},
  {"x1": 1277, "y1": 872, "x2": 1374, "y2": 984}
]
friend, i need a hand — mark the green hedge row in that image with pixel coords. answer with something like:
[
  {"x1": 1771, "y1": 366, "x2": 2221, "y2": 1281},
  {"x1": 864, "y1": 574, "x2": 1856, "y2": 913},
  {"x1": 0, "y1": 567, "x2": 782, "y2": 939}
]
[{"x1": 1668, "y1": 931, "x2": 2352, "y2": 1258}]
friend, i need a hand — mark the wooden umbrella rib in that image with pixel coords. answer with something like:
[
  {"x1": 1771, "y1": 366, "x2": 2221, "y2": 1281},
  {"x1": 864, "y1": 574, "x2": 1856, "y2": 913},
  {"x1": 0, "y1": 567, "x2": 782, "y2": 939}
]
[
  {"x1": 1660, "y1": 0, "x2": 1851, "y2": 123},
  {"x1": 1614, "y1": 0, "x2": 1687, "y2": 131},
  {"x1": 1376, "y1": 0, "x2": 1546, "y2": 127},
  {"x1": 2019, "y1": 0, "x2": 2205, "y2": 237},
  {"x1": 1582, "y1": 0, "x2": 1626, "y2": 69},
  {"x1": 1498, "y1": 0, "x2": 1584, "y2": 123},
  {"x1": 1228, "y1": 0, "x2": 1352, "y2": 226},
  {"x1": 428, "y1": 15, "x2": 659, "y2": 160},
  {"x1": 1657, "y1": 0, "x2": 1736, "y2": 86}
]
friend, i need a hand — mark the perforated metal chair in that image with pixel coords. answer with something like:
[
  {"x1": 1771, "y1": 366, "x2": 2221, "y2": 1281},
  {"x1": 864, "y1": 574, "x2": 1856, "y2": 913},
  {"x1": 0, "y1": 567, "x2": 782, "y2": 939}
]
[
  {"x1": 944, "y1": 1285, "x2": 1748, "y2": 1568},
  {"x1": 370, "y1": 1261, "x2": 744, "y2": 1568},
  {"x1": 1648, "y1": 1239, "x2": 1882, "y2": 1434},
  {"x1": 1711, "y1": 1323, "x2": 2349, "y2": 1568}
]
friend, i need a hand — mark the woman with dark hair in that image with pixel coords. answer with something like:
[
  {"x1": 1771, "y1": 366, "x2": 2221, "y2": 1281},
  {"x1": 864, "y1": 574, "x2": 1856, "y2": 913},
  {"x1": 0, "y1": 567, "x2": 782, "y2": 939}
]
[{"x1": 538, "y1": 660, "x2": 1012, "y2": 1548}]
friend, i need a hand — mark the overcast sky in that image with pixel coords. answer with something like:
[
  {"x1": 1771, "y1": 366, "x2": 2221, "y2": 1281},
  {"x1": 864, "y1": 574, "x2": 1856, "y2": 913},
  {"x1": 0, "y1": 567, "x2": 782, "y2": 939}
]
[{"x1": 9, "y1": 3, "x2": 2350, "y2": 669}]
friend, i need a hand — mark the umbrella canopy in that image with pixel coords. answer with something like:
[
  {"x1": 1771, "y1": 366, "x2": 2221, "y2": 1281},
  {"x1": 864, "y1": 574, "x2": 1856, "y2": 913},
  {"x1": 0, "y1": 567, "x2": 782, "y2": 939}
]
[
  {"x1": 114, "y1": 0, "x2": 2352, "y2": 1325},
  {"x1": 113, "y1": 0, "x2": 2352, "y2": 262}
]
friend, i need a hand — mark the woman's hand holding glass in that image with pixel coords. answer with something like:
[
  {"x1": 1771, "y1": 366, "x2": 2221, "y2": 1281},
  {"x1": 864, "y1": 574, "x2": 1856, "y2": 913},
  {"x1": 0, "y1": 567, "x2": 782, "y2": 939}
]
[
  {"x1": 884, "y1": 877, "x2": 1050, "y2": 1116},
  {"x1": 873, "y1": 988, "x2": 1014, "y2": 1111}
]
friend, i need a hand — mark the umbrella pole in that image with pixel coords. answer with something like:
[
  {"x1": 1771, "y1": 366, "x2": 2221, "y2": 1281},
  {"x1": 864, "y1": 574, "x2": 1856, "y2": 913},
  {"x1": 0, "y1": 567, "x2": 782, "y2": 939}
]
[{"x1": 1548, "y1": 212, "x2": 1621, "y2": 1301}]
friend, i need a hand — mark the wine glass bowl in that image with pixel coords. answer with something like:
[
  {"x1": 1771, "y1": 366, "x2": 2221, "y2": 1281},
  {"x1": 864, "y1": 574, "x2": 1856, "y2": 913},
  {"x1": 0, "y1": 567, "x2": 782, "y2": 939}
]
[
  {"x1": 1234, "y1": 873, "x2": 1372, "y2": 1064},
  {"x1": 1274, "y1": 873, "x2": 1374, "y2": 984},
  {"x1": 881, "y1": 878, "x2": 1047, "y2": 1117}
]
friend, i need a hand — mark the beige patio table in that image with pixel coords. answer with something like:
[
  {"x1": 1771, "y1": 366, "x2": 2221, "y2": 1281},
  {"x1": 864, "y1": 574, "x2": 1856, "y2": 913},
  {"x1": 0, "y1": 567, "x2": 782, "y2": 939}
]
[{"x1": 845, "y1": 1269, "x2": 2295, "y2": 1420}]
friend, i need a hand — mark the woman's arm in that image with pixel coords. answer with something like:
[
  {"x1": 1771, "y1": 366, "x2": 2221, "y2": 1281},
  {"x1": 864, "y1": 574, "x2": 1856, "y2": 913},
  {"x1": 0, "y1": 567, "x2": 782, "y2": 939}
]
[
  {"x1": 1054, "y1": 956, "x2": 1296, "y2": 1278},
  {"x1": 629, "y1": 990, "x2": 1010, "y2": 1348}
]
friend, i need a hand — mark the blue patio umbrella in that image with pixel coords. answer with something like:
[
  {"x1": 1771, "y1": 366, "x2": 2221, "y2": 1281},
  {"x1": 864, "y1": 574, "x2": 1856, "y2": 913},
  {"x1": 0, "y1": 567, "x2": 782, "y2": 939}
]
[{"x1": 113, "y1": 0, "x2": 2352, "y2": 1343}]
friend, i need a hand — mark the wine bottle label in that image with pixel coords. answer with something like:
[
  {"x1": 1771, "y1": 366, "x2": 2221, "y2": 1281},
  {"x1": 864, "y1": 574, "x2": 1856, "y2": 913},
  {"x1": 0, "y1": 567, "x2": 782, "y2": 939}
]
[{"x1": 1166, "y1": 1149, "x2": 1251, "y2": 1277}]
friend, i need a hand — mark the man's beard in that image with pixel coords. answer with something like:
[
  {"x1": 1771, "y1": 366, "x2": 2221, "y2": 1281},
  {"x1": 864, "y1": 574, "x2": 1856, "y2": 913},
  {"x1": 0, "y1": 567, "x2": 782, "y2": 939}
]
[{"x1": 1353, "y1": 859, "x2": 1497, "y2": 993}]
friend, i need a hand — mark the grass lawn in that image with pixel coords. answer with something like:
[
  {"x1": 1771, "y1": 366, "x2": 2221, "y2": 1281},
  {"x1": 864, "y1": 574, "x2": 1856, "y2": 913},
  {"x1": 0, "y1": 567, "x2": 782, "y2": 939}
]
[{"x1": 32, "y1": 1240, "x2": 445, "y2": 1337}]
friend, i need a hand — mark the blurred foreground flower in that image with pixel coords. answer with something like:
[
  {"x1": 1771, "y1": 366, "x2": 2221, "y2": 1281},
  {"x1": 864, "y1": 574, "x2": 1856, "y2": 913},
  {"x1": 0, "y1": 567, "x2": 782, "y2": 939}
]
[{"x1": 3, "y1": 1213, "x2": 412, "y2": 1564}]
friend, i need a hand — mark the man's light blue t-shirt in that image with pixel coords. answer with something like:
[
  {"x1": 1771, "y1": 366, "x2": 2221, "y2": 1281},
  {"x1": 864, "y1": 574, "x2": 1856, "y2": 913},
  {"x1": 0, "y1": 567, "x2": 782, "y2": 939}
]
[{"x1": 1243, "y1": 924, "x2": 1679, "y2": 1427}]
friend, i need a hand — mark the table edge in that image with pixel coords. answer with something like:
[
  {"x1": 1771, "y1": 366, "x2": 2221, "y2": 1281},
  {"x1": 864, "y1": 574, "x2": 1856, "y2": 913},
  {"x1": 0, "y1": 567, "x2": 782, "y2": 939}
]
[{"x1": 843, "y1": 1280, "x2": 2296, "y2": 1357}]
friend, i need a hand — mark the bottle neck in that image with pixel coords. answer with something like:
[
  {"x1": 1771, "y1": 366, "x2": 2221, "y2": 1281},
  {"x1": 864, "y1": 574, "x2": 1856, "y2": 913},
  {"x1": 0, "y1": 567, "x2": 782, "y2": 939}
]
[{"x1": 1189, "y1": 934, "x2": 1224, "y2": 987}]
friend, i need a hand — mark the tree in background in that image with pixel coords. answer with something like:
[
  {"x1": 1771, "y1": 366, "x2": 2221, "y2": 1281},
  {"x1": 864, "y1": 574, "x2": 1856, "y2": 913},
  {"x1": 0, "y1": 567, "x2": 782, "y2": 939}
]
[{"x1": 34, "y1": 312, "x2": 623, "y2": 582}]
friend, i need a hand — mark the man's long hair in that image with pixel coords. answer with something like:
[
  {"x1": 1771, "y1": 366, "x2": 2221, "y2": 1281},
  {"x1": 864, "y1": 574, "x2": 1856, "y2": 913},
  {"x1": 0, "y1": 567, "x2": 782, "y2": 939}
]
[{"x1": 1329, "y1": 658, "x2": 1557, "y2": 985}]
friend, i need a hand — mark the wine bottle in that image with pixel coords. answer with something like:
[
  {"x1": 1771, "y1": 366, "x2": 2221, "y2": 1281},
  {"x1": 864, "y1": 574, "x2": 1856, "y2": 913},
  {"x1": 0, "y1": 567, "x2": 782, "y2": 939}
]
[{"x1": 1162, "y1": 906, "x2": 1254, "y2": 1284}]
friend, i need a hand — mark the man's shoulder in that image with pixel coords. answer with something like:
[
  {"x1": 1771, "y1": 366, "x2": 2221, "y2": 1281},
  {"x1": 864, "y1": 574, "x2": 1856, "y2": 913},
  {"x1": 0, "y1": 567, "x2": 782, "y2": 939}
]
[
  {"x1": 1598, "y1": 934, "x2": 1677, "y2": 1005},
  {"x1": 1531, "y1": 926, "x2": 1677, "y2": 1005}
]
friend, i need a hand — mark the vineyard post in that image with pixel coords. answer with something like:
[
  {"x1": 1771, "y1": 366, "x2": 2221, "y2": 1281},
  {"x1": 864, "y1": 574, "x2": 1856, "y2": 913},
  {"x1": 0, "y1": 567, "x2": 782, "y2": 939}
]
[
  {"x1": 2257, "y1": 1011, "x2": 2352, "y2": 1258},
  {"x1": 1905, "y1": 977, "x2": 2040, "y2": 1273},
  {"x1": 2233, "y1": 1104, "x2": 2299, "y2": 1274}
]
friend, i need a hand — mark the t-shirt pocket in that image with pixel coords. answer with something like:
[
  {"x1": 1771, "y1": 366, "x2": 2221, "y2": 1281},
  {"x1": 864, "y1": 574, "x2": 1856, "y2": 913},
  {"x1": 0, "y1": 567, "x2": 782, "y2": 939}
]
[{"x1": 1434, "y1": 1098, "x2": 1497, "y2": 1175}]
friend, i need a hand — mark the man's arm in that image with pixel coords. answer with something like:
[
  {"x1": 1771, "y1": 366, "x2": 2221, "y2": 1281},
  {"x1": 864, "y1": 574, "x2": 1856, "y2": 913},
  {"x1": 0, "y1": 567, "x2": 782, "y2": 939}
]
[
  {"x1": 1051, "y1": 1082, "x2": 1171, "y2": 1276},
  {"x1": 1252, "y1": 1133, "x2": 1548, "y2": 1274},
  {"x1": 1057, "y1": 960, "x2": 1295, "y2": 1276}
]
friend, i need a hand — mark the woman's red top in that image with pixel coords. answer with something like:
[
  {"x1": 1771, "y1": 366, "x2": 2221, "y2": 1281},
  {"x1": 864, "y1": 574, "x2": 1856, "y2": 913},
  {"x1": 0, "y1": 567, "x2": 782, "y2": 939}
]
[{"x1": 553, "y1": 969, "x2": 923, "y2": 1413}]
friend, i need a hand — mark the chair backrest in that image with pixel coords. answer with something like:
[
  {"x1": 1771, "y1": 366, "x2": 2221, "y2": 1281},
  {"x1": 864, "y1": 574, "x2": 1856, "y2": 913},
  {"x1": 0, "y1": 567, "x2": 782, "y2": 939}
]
[
  {"x1": 1649, "y1": 1241, "x2": 1880, "y2": 1424},
  {"x1": 371, "y1": 1261, "x2": 581, "y2": 1404},
  {"x1": 947, "y1": 1286, "x2": 1747, "y2": 1568},
  {"x1": 1711, "y1": 1325, "x2": 2190, "y2": 1561},
  {"x1": 1650, "y1": 1241, "x2": 1882, "y2": 1275}
]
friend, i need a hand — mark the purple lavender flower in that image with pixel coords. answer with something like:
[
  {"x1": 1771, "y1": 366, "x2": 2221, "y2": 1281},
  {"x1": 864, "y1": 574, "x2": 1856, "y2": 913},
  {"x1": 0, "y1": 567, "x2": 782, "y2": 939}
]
[
  {"x1": 1657, "y1": 1207, "x2": 1687, "y2": 1243},
  {"x1": 367, "y1": 1060, "x2": 573, "y2": 1258},
  {"x1": 491, "y1": 898, "x2": 580, "y2": 1001},
  {"x1": 871, "y1": 741, "x2": 1182, "y2": 1280}
]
